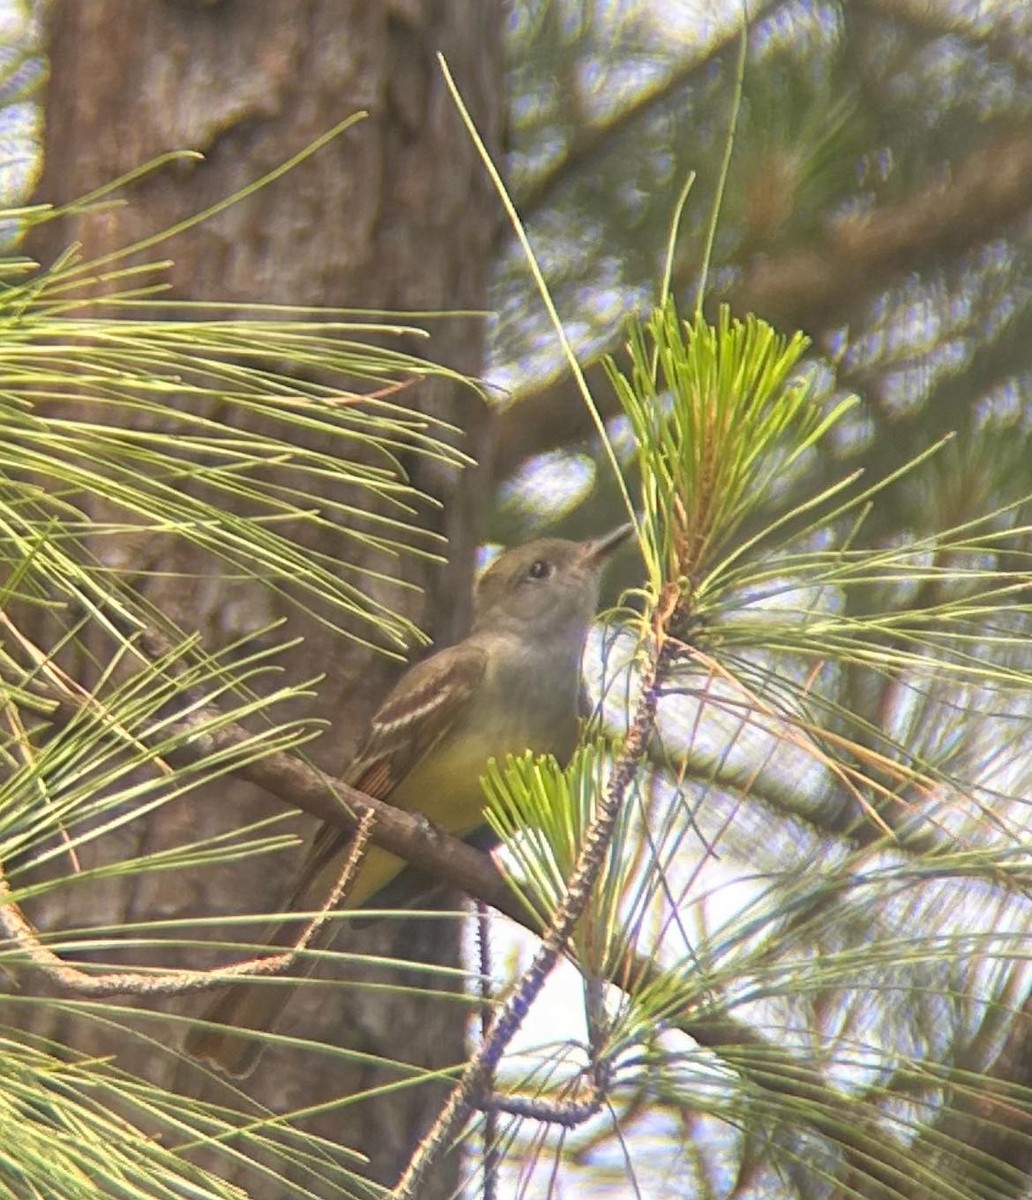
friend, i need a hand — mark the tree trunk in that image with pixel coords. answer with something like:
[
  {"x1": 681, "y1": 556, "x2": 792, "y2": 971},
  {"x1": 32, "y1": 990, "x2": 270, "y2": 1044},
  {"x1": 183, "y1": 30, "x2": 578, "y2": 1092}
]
[{"x1": 23, "y1": 2, "x2": 502, "y2": 1194}]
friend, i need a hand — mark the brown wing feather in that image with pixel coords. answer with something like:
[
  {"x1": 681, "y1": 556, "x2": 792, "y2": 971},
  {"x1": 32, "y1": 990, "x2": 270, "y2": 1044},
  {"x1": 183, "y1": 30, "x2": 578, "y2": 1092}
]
[{"x1": 290, "y1": 642, "x2": 487, "y2": 906}]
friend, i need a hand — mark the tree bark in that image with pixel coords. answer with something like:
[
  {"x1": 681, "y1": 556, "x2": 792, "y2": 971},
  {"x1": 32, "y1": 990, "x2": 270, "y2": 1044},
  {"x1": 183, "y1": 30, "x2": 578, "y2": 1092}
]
[{"x1": 22, "y1": 2, "x2": 503, "y2": 1194}]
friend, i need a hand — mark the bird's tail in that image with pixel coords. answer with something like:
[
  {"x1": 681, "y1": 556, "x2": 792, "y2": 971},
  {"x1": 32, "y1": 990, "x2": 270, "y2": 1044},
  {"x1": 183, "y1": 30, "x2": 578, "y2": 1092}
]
[
  {"x1": 184, "y1": 826, "x2": 369, "y2": 1077},
  {"x1": 183, "y1": 888, "x2": 342, "y2": 1079},
  {"x1": 183, "y1": 968, "x2": 303, "y2": 1079},
  {"x1": 185, "y1": 825, "x2": 423, "y2": 1077}
]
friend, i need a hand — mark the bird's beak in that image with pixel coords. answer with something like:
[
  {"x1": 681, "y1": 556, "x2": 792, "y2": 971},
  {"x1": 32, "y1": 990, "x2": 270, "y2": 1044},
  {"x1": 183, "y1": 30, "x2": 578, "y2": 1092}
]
[{"x1": 579, "y1": 522, "x2": 635, "y2": 568}]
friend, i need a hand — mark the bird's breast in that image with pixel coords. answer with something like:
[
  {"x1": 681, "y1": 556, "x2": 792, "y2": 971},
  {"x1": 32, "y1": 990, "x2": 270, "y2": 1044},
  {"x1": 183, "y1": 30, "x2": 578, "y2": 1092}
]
[{"x1": 389, "y1": 643, "x2": 580, "y2": 824}]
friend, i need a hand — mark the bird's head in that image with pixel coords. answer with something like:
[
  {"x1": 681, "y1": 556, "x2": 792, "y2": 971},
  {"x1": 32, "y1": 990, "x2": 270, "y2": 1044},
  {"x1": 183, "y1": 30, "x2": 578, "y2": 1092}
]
[{"x1": 472, "y1": 524, "x2": 633, "y2": 641}]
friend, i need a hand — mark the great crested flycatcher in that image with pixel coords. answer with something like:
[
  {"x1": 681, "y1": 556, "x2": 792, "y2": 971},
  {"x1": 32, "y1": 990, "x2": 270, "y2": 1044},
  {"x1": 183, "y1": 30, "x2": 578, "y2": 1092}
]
[{"x1": 185, "y1": 525, "x2": 631, "y2": 1076}]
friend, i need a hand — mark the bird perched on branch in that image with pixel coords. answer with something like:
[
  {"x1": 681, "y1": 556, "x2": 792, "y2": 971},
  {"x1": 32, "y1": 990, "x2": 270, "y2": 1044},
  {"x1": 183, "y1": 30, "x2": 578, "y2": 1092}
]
[{"x1": 185, "y1": 524, "x2": 632, "y2": 1077}]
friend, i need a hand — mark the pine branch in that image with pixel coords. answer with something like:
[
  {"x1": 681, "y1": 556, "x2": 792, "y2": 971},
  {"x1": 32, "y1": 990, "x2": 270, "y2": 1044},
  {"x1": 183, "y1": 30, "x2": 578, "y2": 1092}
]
[
  {"x1": 0, "y1": 812, "x2": 374, "y2": 997},
  {"x1": 8, "y1": 620, "x2": 891, "y2": 1194},
  {"x1": 495, "y1": 126, "x2": 1032, "y2": 480}
]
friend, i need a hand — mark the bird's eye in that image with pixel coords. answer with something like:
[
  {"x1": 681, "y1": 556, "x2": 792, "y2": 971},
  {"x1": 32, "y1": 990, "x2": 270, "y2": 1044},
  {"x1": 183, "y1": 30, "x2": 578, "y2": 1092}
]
[{"x1": 527, "y1": 559, "x2": 553, "y2": 580}]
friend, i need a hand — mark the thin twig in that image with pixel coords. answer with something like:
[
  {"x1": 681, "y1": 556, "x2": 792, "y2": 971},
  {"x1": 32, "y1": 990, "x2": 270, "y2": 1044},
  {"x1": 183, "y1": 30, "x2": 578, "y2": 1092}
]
[
  {"x1": 476, "y1": 900, "x2": 499, "y2": 1200},
  {"x1": 0, "y1": 810, "x2": 374, "y2": 998},
  {"x1": 483, "y1": 1072, "x2": 607, "y2": 1128}
]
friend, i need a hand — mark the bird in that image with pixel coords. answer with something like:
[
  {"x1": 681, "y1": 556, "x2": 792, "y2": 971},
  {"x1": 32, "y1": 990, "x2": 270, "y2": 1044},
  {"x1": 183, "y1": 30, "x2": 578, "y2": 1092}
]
[{"x1": 185, "y1": 524, "x2": 632, "y2": 1077}]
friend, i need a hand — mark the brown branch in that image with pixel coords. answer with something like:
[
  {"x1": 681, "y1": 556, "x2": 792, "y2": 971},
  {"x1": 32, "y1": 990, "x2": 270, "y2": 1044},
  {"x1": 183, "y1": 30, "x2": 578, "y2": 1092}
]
[
  {"x1": 0, "y1": 810, "x2": 375, "y2": 998},
  {"x1": 17, "y1": 662, "x2": 529, "y2": 923},
  {"x1": 496, "y1": 125, "x2": 1032, "y2": 481}
]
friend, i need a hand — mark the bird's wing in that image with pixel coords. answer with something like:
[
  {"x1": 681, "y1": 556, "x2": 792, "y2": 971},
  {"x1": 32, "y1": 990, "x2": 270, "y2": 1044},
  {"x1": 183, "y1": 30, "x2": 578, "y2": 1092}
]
[{"x1": 290, "y1": 641, "x2": 487, "y2": 906}]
